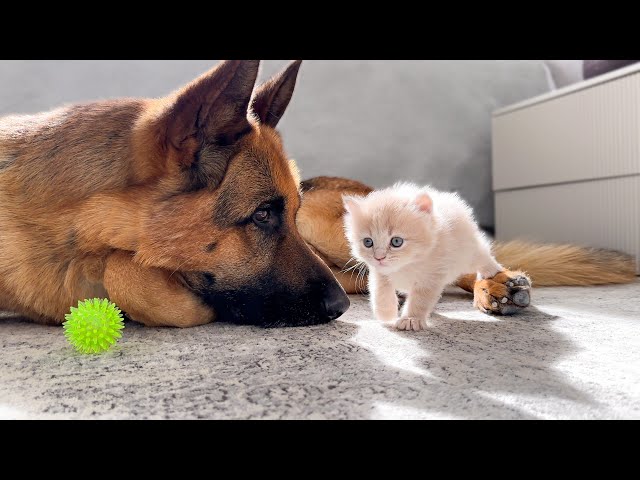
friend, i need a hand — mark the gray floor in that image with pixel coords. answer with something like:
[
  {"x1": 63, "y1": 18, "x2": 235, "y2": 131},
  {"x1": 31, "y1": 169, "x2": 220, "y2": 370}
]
[{"x1": 1, "y1": 282, "x2": 639, "y2": 419}]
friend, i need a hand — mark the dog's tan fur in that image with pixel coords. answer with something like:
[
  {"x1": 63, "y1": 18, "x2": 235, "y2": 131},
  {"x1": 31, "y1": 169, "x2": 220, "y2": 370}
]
[{"x1": 491, "y1": 241, "x2": 636, "y2": 286}]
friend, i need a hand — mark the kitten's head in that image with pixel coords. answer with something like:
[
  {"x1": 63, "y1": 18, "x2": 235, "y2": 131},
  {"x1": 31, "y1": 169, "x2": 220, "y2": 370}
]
[{"x1": 343, "y1": 185, "x2": 434, "y2": 275}]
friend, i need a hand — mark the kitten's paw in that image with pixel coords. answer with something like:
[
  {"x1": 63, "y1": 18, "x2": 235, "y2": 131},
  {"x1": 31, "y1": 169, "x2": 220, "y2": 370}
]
[
  {"x1": 474, "y1": 270, "x2": 531, "y2": 316},
  {"x1": 395, "y1": 316, "x2": 427, "y2": 331}
]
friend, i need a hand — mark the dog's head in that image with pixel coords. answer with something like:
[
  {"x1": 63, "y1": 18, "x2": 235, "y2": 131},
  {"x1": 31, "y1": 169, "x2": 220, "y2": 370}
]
[{"x1": 134, "y1": 60, "x2": 349, "y2": 327}]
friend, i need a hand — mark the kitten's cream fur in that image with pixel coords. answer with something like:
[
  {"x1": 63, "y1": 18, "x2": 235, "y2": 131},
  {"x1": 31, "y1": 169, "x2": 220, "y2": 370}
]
[{"x1": 343, "y1": 182, "x2": 502, "y2": 331}]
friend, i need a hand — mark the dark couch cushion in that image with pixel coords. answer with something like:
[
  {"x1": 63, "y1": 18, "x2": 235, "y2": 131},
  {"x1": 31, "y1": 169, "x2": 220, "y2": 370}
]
[{"x1": 583, "y1": 60, "x2": 639, "y2": 80}]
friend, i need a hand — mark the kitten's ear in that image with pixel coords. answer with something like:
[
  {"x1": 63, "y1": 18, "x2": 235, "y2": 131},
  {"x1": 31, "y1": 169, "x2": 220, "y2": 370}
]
[
  {"x1": 343, "y1": 195, "x2": 363, "y2": 216},
  {"x1": 416, "y1": 193, "x2": 433, "y2": 213}
]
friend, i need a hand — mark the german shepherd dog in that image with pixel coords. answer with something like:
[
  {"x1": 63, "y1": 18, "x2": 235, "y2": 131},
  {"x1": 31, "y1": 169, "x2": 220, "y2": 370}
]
[{"x1": 0, "y1": 60, "x2": 635, "y2": 328}]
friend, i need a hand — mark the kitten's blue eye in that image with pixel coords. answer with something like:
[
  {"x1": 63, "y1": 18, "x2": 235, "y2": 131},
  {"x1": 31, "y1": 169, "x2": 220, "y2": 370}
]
[
  {"x1": 363, "y1": 238, "x2": 374, "y2": 248},
  {"x1": 391, "y1": 237, "x2": 404, "y2": 248}
]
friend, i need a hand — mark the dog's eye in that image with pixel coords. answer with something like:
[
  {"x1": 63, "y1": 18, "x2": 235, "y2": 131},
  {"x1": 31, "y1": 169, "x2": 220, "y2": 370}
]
[
  {"x1": 363, "y1": 238, "x2": 373, "y2": 248},
  {"x1": 253, "y1": 209, "x2": 270, "y2": 224}
]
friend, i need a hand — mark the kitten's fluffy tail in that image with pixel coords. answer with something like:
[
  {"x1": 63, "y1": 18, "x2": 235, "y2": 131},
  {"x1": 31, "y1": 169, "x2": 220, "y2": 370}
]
[{"x1": 493, "y1": 240, "x2": 637, "y2": 286}]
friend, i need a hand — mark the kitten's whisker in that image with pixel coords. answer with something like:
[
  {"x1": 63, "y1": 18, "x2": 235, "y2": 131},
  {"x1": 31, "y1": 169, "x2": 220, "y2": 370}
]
[
  {"x1": 341, "y1": 257, "x2": 360, "y2": 273},
  {"x1": 344, "y1": 256, "x2": 358, "y2": 266},
  {"x1": 347, "y1": 261, "x2": 365, "y2": 283},
  {"x1": 355, "y1": 263, "x2": 368, "y2": 294},
  {"x1": 353, "y1": 264, "x2": 362, "y2": 289},
  {"x1": 342, "y1": 263, "x2": 361, "y2": 273}
]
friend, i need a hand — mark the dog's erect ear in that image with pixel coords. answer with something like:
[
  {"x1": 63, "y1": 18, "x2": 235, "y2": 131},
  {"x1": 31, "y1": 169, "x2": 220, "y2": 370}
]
[
  {"x1": 251, "y1": 60, "x2": 302, "y2": 128},
  {"x1": 164, "y1": 60, "x2": 260, "y2": 165}
]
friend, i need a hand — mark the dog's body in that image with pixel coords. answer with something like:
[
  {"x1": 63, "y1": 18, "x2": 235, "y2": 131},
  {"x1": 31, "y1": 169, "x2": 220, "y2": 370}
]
[{"x1": 0, "y1": 60, "x2": 635, "y2": 327}]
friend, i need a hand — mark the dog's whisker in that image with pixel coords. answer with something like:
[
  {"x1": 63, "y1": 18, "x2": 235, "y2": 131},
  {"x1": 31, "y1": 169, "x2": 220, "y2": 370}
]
[{"x1": 168, "y1": 259, "x2": 190, "y2": 279}]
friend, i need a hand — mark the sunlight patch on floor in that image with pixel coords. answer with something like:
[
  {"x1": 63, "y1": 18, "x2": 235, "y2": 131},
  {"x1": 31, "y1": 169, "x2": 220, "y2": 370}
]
[
  {"x1": 475, "y1": 390, "x2": 607, "y2": 420},
  {"x1": 0, "y1": 403, "x2": 27, "y2": 420},
  {"x1": 351, "y1": 320, "x2": 435, "y2": 378},
  {"x1": 372, "y1": 401, "x2": 462, "y2": 420},
  {"x1": 535, "y1": 303, "x2": 639, "y2": 324},
  {"x1": 435, "y1": 310, "x2": 499, "y2": 322}
]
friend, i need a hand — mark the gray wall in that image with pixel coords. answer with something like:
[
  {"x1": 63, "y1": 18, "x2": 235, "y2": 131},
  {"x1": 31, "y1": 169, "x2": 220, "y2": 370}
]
[
  {"x1": 0, "y1": 60, "x2": 549, "y2": 227},
  {"x1": 542, "y1": 60, "x2": 584, "y2": 89}
]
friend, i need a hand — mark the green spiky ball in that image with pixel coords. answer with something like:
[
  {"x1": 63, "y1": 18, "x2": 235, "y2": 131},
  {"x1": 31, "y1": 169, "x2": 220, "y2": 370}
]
[{"x1": 63, "y1": 298, "x2": 124, "y2": 354}]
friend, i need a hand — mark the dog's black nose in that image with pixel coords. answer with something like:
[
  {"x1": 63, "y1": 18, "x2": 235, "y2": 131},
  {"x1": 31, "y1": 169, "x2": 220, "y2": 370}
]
[{"x1": 322, "y1": 287, "x2": 350, "y2": 320}]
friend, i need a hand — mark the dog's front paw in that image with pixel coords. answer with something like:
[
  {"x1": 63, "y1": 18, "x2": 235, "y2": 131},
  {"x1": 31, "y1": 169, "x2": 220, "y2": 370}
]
[
  {"x1": 474, "y1": 270, "x2": 531, "y2": 315},
  {"x1": 395, "y1": 316, "x2": 426, "y2": 331}
]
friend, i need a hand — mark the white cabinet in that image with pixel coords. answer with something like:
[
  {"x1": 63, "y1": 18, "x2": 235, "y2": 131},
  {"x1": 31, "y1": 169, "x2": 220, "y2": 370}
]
[{"x1": 492, "y1": 63, "x2": 640, "y2": 273}]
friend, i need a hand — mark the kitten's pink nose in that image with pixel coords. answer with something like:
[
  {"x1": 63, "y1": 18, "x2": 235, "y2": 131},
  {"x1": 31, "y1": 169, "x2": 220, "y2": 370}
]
[{"x1": 374, "y1": 252, "x2": 387, "y2": 261}]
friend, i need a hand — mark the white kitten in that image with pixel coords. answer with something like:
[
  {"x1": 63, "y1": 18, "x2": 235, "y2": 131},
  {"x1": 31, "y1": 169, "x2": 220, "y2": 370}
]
[{"x1": 343, "y1": 182, "x2": 502, "y2": 331}]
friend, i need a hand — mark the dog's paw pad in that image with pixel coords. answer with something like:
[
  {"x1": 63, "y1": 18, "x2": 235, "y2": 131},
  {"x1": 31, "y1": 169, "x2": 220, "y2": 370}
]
[
  {"x1": 480, "y1": 293, "x2": 526, "y2": 316},
  {"x1": 511, "y1": 275, "x2": 531, "y2": 288},
  {"x1": 498, "y1": 304, "x2": 519, "y2": 315},
  {"x1": 511, "y1": 289, "x2": 530, "y2": 307},
  {"x1": 475, "y1": 270, "x2": 532, "y2": 316}
]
